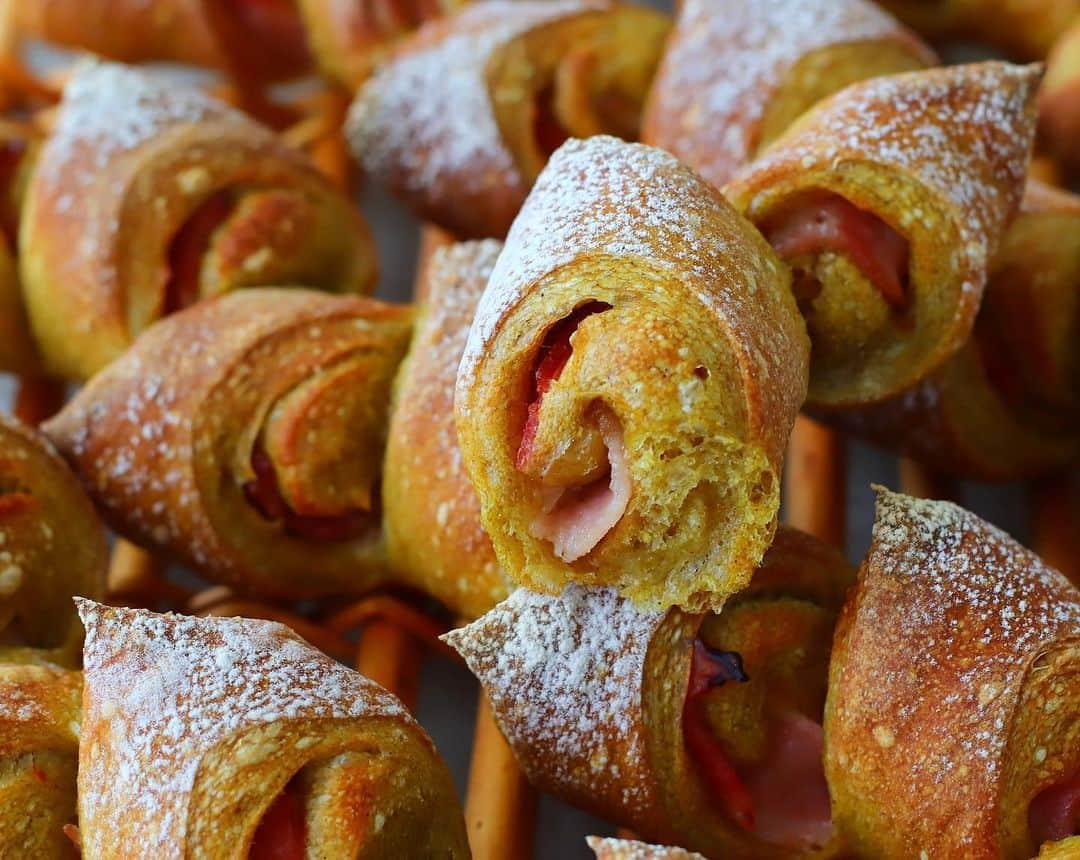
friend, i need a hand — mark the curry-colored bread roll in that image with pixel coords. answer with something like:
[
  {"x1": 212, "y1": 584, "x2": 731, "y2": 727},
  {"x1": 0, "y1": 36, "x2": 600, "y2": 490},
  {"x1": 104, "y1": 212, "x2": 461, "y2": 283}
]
[
  {"x1": 45, "y1": 290, "x2": 412, "y2": 598},
  {"x1": 455, "y1": 136, "x2": 808, "y2": 612},
  {"x1": 298, "y1": 0, "x2": 467, "y2": 91},
  {"x1": 21, "y1": 62, "x2": 377, "y2": 381},
  {"x1": 76, "y1": 601, "x2": 469, "y2": 859},
  {"x1": 825, "y1": 180, "x2": 1080, "y2": 480},
  {"x1": 10, "y1": 0, "x2": 310, "y2": 83},
  {"x1": 0, "y1": 661, "x2": 81, "y2": 859},
  {"x1": 825, "y1": 488, "x2": 1080, "y2": 859},
  {"x1": 0, "y1": 415, "x2": 106, "y2": 659},
  {"x1": 877, "y1": 0, "x2": 1078, "y2": 60},
  {"x1": 447, "y1": 528, "x2": 854, "y2": 857},
  {"x1": 587, "y1": 837, "x2": 706, "y2": 860},
  {"x1": 383, "y1": 239, "x2": 509, "y2": 620},
  {"x1": 642, "y1": 0, "x2": 934, "y2": 188},
  {"x1": 1040, "y1": 837, "x2": 1080, "y2": 858},
  {"x1": 981, "y1": 181, "x2": 1080, "y2": 422},
  {"x1": 725, "y1": 61, "x2": 1042, "y2": 409},
  {"x1": 1040, "y1": 20, "x2": 1080, "y2": 176},
  {"x1": 0, "y1": 120, "x2": 42, "y2": 375},
  {"x1": 8, "y1": 0, "x2": 221, "y2": 67},
  {"x1": 346, "y1": 0, "x2": 671, "y2": 238}
]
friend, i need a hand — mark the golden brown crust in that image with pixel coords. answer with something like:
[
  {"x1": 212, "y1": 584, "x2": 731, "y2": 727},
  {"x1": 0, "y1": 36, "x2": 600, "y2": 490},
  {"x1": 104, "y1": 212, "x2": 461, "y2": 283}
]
[
  {"x1": 0, "y1": 661, "x2": 81, "y2": 860},
  {"x1": 383, "y1": 240, "x2": 509, "y2": 619},
  {"x1": 641, "y1": 0, "x2": 934, "y2": 188},
  {"x1": 346, "y1": 0, "x2": 670, "y2": 238},
  {"x1": 298, "y1": 0, "x2": 468, "y2": 90},
  {"x1": 21, "y1": 62, "x2": 377, "y2": 381},
  {"x1": 825, "y1": 488, "x2": 1080, "y2": 859},
  {"x1": 44, "y1": 289, "x2": 413, "y2": 598},
  {"x1": 10, "y1": 0, "x2": 222, "y2": 67},
  {"x1": 1039, "y1": 836, "x2": 1080, "y2": 858},
  {"x1": 11, "y1": 0, "x2": 311, "y2": 83},
  {"x1": 821, "y1": 342, "x2": 1078, "y2": 481},
  {"x1": 725, "y1": 62, "x2": 1042, "y2": 408},
  {"x1": 821, "y1": 181, "x2": 1080, "y2": 480},
  {"x1": 0, "y1": 414, "x2": 106, "y2": 657},
  {"x1": 446, "y1": 527, "x2": 853, "y2": 857},
  {"x1": 76, "y1": 601, "x2": 469, "y2": 858},
  {"x1": 878, "y1": 0, "x2": 1078, "y2": 60},
  {"x1": 455, "y1": 135, "x2": 808, "y2": 611}
]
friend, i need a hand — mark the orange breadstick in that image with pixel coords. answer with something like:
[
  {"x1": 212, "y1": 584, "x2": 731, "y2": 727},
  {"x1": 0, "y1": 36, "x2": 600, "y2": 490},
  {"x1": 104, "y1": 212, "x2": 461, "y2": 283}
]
[
  {"x1": 354, "y1": 619, "x2": 424, "y2": 711},
  {"x1": 898, "y1": 457, "x2": 955, "y2": 500},
  {"x1": 105, "y1": 539, "x2": 199, "y2": 611},
  {"x1": 349, "y1": 224, "x2": 456, "y2": 705},
  {"x1": 198, "y1": 598, "x2": 353, "y2": 663},
  {"x1": 464, "y1": 693, "x2": 537, "y2": 860},
  {"x1": 325, "y1": 595, "x2": 453, "y2": 656},
  {"x1": 784, "y1": 415, "x2": 846, "y2": 548}
]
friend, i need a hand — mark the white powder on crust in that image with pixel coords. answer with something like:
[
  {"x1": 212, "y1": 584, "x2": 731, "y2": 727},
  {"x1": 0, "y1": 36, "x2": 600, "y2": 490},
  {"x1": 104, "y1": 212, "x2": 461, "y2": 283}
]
[
  {"x1": 444, "y1": 585, "x2": 665, "y2": 813},
  {"x1": 646, "y1": 0, "x2": 932, "y2": 185},
  {"x1": 77, "y1": 600, "x2": 409, "y2": 851}
]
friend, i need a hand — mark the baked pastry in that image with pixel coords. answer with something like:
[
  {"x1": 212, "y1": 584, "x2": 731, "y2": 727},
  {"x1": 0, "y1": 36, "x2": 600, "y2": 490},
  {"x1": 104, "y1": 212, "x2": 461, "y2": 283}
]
[
  {"x1": 0, "y1": 661, "x2": 82, "y2": 859},
  {"x1": 346, "y1": 0, "x2": 671, "y2": 238},
  {"x1": 587, "y1": 837, "x2": 705, "y2": 860},
  {"x1": 877, "y1": 0, "x2": 1078, "y2": 60},
  {"x1": 825, "y1": 488, "x2": 1080, "y2": 858},
  {"x1": 0, "y1": 119, "x2": 41, "y2": 375},
  {"x1": 725, "y1": 61, "x2": 1042, "y2": 408},
  {"x1": 298, "y1": 0, "x2": 467, "y2": 91},
  {"x1": 20, "y1": 62, "x2": 377, "y2": 381},
  {"x1": 6, "y1": 0, "x2": 221, "y2": 67},
  {"x1": 383, "y1": 239, "x2": 509, "y2": 620},
  {"x1": 8, "y1": 0, "x2": 310, "y2": 83},
  {"x1": 824, "y1": 180, "x2": 1080, "y2": 480},
  {"x1": 76, "y1": 600, "x2": 469, "y2": 858},
  {"x1": 45, "y1": 289, "x2": 412, "y2": 598},
  {"x1": 447, "y1": 527, "x2": 855, "y2": 856},
  {"x1": 455, "y1": 135, "x2": 808, "y2": 611},
  {"x1": 1040, "y1": 20, "x2": 1080, "y2": 176},
  {"x1": 642, "y1": 0, "x2": 935, "y2": 188},
  {"x1": 1039, "y1": 837, "x2": 1080, "y2": 858},
  {"x1": 0, "y1": 414, "x2": 106, "y2": 659}
]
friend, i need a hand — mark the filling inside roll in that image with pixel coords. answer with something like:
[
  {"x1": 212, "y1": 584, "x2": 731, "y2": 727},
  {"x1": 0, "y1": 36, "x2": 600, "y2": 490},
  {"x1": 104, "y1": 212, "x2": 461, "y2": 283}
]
[
  {"x1": 159, "y1": 176, "x2": 371, "y2": 331},
  {"x1": 492, "y1": 7, "x2": 670, "y2": 182},
  {"x1": 682, "y1": 598, "x2": 836, "y2": 849},
  {"x1": 1030, "y1": 775, "x2": 1080, "y2": 845},
  {"x1": 238, "y1": 354, "x2": 387, "y2": 543},
  {"x1": 515, "y1": 301, "x2": 630, "y2": 563},
  {"x1": 762, "y1": 191, "x2": 911, "y2": 318},
  {"x1": 249, "y1": 777, "x2": 306, "y2": 860},
  {"x1": 165, "y1": 191, "x2": 236, "y2": 313},
  {"x1": 1006, "y1": 641, "x2": 1080, "y2": 854},
  {"x1": 236, "y1": 745, "x2": 464, "y2": 858}
]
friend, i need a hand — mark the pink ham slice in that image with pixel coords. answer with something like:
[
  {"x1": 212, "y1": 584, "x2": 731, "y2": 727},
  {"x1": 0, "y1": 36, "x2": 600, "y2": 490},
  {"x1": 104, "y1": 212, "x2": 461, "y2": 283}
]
[
  {"x1": 742, "y1": 711, "x2": 833, "y2": 850},
  {"x1": 529, "y1": 408, "x2": 629, "y2": 562},
  {"x1": 765, "y1": 194, "x2": 909, "y2": 309},
  {"x1": 1030, "y1": 773, "x2": 1080, "y2": 846}
]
